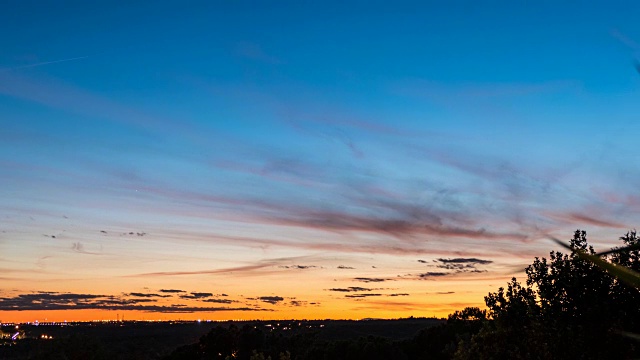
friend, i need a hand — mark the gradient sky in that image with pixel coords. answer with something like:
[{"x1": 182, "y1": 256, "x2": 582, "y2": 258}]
[{"x1": 2, "y1": 1, "x2": 640, "y2": 322}]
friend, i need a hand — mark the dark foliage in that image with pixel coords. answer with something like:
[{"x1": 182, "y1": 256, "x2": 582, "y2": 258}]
[{"x1": 456, "y1": 230, "x2": 640, "y2": 360}]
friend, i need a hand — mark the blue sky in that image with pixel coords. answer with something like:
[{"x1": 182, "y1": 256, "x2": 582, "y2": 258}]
[{"x1": 1, "y1": 1, "x2": 640, "y2": 320}]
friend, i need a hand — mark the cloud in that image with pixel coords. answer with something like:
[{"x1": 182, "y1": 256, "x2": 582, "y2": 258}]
[
  {"x1": 610, "y1": 29, "x2": 640, "y2": 51},
  {"x1": 417, "y1": 260, "x2": 428, "y2": 263},
  {"x1": 550, "y1": 212, "x2": 627, "y2": 228},
  {"x1": 234, "y1": 42, "x2": 282, "y2": 64},
  {"x1": 337, "y1": 265, "x2": 355, "y2": 269},
  {"x1": 159, "y1": 289, "x2": 185, "y2": 293},
  {"x1": 0, "y1": 56, "x2": 89, "y2": 73},
  {"x1": 133, "y1": 175, "x2": 526, "y2": 247},
  {"x1": 388, "y1": 293, "x2": 410, "y2": 297},
  {"x1": 278, "y1": 265, "x2": 318, "y2": 269},
  {"x1": 436, "y1": 258, "x2": 493, "y2": 265},
  {"x1": 128, "y1": 256, "x2": 315, "y2": 277},
  {"x1": 418, "y1": 272, "x2": 448, "y2": 278},
  {"x1": 258, "y1": 296, "x2": 284, "y2": 304},
  {"x1": 202, "y1": 299, "x2": 236, "y2": 304},
  {"x1": 129, "y1": 263, "x2": 277, "y2": 277},
  {"x1": 0, "y1": 292, "x2": 265, "y2": 313},
  {"x1": 214, "y1": 158, "x2": 327, "y2": 189},
  {"x1": 180, "y1": 292, "x2": 213, "y2": 299},
  {"x1": 432, "y1": 257, "x2": 493, "y2": 272},
  {"x1": 205, "y1": 233, "x2": 477, "y2": 257},
  {"x1": 328, "y1": 287, "x2": 377, "y2": 292},
  {"x1": 105, "y1": 180, "x2": 531, "y2": 259},
  {"x1": 406, "y1": 267, "x2": 489, "y2": 280},
  {"x1": 345, "y1": 294, "x2": 382, "y2": 298},
  {"x1": 394, "y1": 79, "x2": 579, "y2": 108},
  {"x1": 121, "y1": 232, "x2": 147, "y2": 237},
  {"x1": 0, "y1": 72, "x2": 199, "y2": 140},
  {"x1": 128, "y1": 292, "x2": 171, "y2": 298},
  {"x1": 71, "y1": 242, "x2": 102, "y2": 255},
  {"x1": 354, "y1": 277, "x2": 390, "y2": 283},
  {"x1": 267, "y1": 209, "x2": 526, "y2": 240}
]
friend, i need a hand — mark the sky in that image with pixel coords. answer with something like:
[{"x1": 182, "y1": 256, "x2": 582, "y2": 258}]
[{"x1": 1, "y1": 1, "x2": 640, "y2": 322}]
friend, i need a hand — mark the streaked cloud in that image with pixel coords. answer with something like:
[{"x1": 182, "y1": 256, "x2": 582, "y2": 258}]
[
  {"x1": 345, "y1": 294, "x2": 382, "y2": 298},
  {"x1": 179, "y1": 292, "x2": 214, "y2": 299},
  {"x1": 354, "y1": 277, "x2": 390, "y2": 283},
  {"x1": 128, "y1": 292, "x2": 171, "y2": 298},
  {"x1": 328, "y1": 287, "x2": 379, "y2": 293},
  {"x1": 0, "y1": 291, "x2": 265, "y2": 313},
  {"x1": 258, "y1": 296, "x2": 284, "y2": 305}
]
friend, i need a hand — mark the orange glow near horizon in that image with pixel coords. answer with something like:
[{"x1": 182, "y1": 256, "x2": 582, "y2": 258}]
[
  {"x1": 1, "y1": 216, "x2": 530, "y2": 324},
  {"x1": 0, "y1": 272, "x2": 505, "y2": 323},
  {"x1": 0, "y1": 299, "x2": 487, "y2": 324}
]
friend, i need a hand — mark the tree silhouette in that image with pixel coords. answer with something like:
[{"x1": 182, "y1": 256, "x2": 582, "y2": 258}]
[{"x1": 456, "y1": 230, "x2": 639, "y2": 360}]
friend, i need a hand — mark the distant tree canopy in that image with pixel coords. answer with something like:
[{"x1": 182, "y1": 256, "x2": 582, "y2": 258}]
[{"x1": 456, "y1": 230, "x2": 640, "y2": 360}]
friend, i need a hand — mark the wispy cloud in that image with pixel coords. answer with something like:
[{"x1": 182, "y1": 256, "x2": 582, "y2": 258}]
[
  {"x1": 610, "y1": 29, "x2": 640, "y2": 52},
  {"x1": 126, "y1": 256, "x2": 315, "y2": 277},
  {"x1": 258, "y1": 296, "x2": 284, "y2": 305},
  {"x1": 71, "y1": 242, "x2": 102, "y2": 255},
  {"x1": 431, "y1": 257, "x2": 494, "y2": 272},
  {"x1": 0, "y1": 56, "x2": 88, "y2": 73},
  {"x1": 159, "y1": 289, "x2": 185, "y2": 293},
  {"x1": 549, "y1": 212, "x2": 627, "y2": 228},
  {"x1": 264, "y1": 209, "x2": 527, "y2": 240},
  {"x1": 0, "y1": 291, "x2": 265, "y2": 313},
  {"x1": 0, "y1": 72, "x2": 203, "y2": 141},
  {"x1": 128, "y1": 292, "x2": 171, "y2": 298},
  {"x1": 345, "y1": 293, "x2": 382, "y2": 298},
  {"x1": 436, "y1": 258, "x2": 493, "y2": 265},
  {"x1": 354, "y1": 277, "x2": 390, "y2": 283},
  {"x1": 202, "y1": 298, "x2": 236, "y2": 304},
  {"x1": 328, "y1": 287, "x2": 379, "y2": 292},
  {"x1": 180, "y1": 292, "x2": 214, "y2": 299},
  {"x1": 279, "y1": 265, "x2": 318, "y2": 269},
  {"x1": 337, "y1": 265, "x2": 355, "y2": 269},
  {"x1": 234, "y1": 42, "x2": 283, "y2": 64},
  {"x1": 417, "y1": 272, "x2": 448, "y2": 278},
  {"x1": 128, "y1": 263, "x2": 278, "y2": 277}
]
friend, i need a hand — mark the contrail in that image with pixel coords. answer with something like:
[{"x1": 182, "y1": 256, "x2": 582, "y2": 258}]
[
  {"x1": 610, "y1": 29, "x2": 640, "y2": 52},
  {"x1": 0, "y1": 56, "x2": 89, "y2": 73}
]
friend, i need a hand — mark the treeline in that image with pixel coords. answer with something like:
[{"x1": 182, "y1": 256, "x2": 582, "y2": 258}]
[
  {"x1": 164, "y1": 316, "x2": 481, "y2": 360},
  {"x1": 166, "y1": 230, "x2": 640, "y2": 360}
]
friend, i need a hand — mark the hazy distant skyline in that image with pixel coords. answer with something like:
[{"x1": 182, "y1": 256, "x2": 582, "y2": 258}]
[{"x1": 2, "y1": 1, "x2": 640, "y2": 322}]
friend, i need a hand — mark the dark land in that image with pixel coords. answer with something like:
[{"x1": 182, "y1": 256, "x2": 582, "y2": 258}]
[{"x1": 0, "y1": 318, "x2": 444, "y2": 359}]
